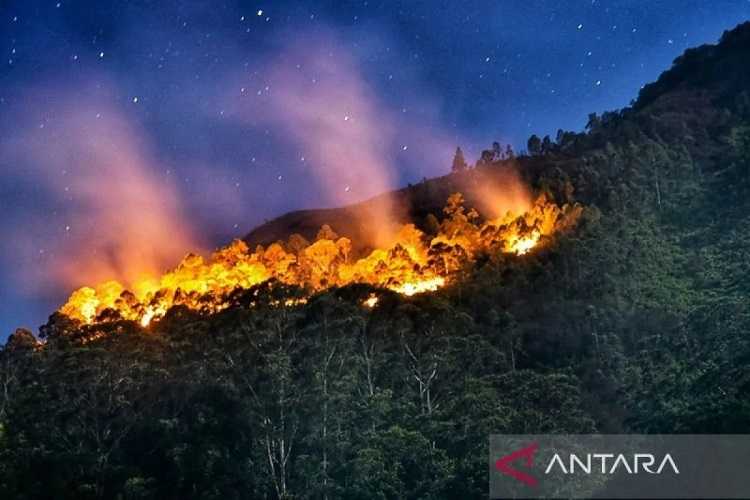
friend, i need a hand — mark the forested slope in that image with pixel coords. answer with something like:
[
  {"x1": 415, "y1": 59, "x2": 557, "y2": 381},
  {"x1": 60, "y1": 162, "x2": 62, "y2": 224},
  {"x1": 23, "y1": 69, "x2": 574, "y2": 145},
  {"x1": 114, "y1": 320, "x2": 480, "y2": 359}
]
[{"x1": 2, "y1": 21, "x2": 750, "y2": 500}]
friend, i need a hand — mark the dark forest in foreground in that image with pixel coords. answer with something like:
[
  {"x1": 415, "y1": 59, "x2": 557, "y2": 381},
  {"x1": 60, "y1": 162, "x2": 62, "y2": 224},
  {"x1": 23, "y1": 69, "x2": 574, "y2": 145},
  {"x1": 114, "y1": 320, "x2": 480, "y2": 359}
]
[{"x1": 2, "y1": 21, "x2": 750, "y2": 500}]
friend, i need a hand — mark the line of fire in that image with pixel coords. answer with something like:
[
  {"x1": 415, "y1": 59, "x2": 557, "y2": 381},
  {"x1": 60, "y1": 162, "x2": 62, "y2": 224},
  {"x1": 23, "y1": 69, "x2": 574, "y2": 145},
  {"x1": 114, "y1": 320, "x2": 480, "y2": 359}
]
[{"x1": 59, "y1": 190, "x2": 582, "y2": 328}]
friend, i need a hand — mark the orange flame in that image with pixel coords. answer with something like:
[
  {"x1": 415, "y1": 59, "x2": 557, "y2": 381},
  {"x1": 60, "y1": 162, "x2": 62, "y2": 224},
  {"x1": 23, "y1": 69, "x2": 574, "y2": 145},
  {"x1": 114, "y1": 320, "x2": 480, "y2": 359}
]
[{"x1": 59, "y1": 193, "x2": 581, "y2": 326}]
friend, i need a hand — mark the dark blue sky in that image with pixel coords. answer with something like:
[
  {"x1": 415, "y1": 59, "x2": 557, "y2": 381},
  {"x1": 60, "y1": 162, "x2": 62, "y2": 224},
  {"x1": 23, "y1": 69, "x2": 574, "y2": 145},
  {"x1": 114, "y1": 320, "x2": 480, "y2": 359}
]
[{"x1": 2, "y1": 0, "x2": 749, "y2": 339}]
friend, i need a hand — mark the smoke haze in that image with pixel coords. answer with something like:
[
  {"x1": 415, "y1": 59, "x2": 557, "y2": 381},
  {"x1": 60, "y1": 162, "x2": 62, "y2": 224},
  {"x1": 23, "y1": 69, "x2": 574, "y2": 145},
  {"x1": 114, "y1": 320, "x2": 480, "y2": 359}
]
[
  {"x1": 224, "y1": 29, "x2": 468, "y2": 244},
  {"x1": 2, "y1": 85, "x2": 201, "y2": 294}
]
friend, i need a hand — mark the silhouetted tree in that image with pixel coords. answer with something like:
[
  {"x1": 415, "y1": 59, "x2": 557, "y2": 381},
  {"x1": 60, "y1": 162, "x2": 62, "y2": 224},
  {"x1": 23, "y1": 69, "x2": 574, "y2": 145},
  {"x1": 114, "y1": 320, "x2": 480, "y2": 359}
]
[
  {"x1": 451, "y1": 147, "x2": 468, "y2": 173},
  {"x1": 492, "y1": 142, "x2": 502, "y2": 161},
  {"x1": 527, "y1": 135, "x2": 542, "y2": 156},
  {"x1": 541, "y1": 135, "x2": 553, "y2": 155},
  {"x1": 585, "y1": 112, "x2": 601, "y2": 132},
  {"x1": 478, "y1": 150, "x2": 494, "y2": 166}
]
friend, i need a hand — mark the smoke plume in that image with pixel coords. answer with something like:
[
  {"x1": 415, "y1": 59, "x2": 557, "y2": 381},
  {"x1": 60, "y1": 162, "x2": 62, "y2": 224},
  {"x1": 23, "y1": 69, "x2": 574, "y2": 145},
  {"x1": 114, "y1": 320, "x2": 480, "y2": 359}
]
[
  {"x1": 225, "y1": 30, "x2": 458, "y2": 245},
  {"x1": 473, "y1": 164, "x2": 533, "y2": 220},
  {"x1": 2, "y1": 86, "x2": 201, "y2": 294}
]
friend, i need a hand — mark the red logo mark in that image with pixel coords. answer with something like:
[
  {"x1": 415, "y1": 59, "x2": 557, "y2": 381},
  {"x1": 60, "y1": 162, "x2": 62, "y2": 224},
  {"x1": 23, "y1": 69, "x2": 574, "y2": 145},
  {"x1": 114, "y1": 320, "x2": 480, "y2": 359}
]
[{"x1": 495, "y1": 442, "x2": 540, "y2": 487}]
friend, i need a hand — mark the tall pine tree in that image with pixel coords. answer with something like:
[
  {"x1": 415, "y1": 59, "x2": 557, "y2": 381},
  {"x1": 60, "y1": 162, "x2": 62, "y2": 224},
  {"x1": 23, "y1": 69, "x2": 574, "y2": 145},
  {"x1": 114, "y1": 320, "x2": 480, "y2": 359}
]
[{"x1": 451, "y1": 147, "x2": 468, "y2": 173}]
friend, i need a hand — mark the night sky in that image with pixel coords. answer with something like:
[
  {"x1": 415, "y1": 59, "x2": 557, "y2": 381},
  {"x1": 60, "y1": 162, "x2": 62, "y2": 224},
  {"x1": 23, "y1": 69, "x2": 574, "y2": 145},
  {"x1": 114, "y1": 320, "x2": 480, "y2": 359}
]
[{"x1": 2, "y1": 0, "x2": 749, "y2": 339}]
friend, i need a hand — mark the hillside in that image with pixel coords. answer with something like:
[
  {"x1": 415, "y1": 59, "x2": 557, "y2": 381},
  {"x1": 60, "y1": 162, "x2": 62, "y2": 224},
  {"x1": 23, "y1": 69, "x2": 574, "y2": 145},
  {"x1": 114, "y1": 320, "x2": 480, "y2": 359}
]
[{"x1": 2, "y1": 21, "x2": 750, "y2": 500}]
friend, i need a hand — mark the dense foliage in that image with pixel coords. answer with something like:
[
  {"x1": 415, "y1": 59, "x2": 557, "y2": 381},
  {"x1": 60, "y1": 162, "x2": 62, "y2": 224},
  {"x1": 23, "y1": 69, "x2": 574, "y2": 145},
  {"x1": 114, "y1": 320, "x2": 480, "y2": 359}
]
[{"x1": 2, "y1": 21, "x2": 750, "y2": 500}]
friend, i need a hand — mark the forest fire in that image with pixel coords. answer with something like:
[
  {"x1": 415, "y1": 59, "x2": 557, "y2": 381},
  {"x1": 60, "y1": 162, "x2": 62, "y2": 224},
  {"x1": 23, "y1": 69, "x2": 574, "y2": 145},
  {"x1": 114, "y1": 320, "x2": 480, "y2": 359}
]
[{"x1": 59, "y1": 192, "x2": 581, "y2": 325}]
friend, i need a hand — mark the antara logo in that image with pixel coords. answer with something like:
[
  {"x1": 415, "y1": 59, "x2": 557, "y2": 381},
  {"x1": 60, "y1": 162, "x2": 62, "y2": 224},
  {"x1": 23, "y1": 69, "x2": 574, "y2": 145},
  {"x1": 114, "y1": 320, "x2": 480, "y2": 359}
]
[
  {"x1": 495, "y1": 443, "x2": 679, "y2": 487},
  {"x1": 495, "y1": 442, "x2": 540, "y2": 487}
]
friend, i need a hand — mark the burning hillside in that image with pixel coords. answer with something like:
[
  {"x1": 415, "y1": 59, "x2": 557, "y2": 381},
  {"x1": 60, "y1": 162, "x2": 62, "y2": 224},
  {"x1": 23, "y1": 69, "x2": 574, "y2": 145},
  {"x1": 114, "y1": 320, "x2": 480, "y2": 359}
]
[{"x1": 59, "y1": 192, "x2": 581, "y2": 326}]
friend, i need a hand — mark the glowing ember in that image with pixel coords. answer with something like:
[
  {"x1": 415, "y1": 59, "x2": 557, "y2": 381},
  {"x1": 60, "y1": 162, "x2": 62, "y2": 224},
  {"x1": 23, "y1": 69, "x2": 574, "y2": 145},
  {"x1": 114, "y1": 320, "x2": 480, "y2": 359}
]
[
  {"x1": 390, "y1": 277, "x2": 445, "y2": 296},
  {"x1": 509, "y1": 231, "x2": 541, "y2": 255},
  {"x1": 140, "y1": 305, "x2": 167, "y2": 327},
  {"x1": 363, "y1": 294, "x2": 379, "y2": 308},
  {"x1": 59, "y1": 192, "x2": 581, "y2": 325}
]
